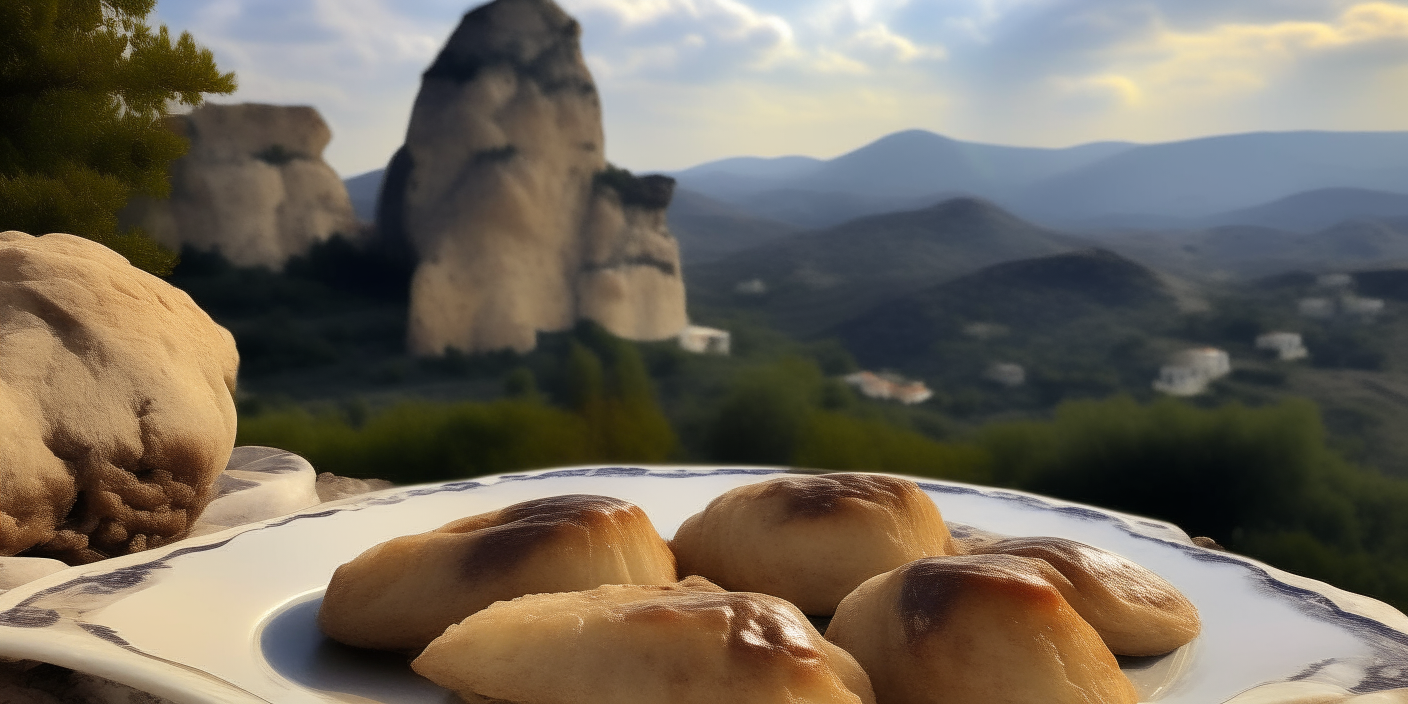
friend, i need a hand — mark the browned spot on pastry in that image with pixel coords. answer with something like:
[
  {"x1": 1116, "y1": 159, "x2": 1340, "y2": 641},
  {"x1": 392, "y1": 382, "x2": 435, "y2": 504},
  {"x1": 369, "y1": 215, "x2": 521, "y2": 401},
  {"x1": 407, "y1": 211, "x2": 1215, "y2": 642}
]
[
  {"x1": 977, "y1": 537, "x2": 1181, "y2": 608},
  {"x1": 462, "y1": 495, "x2": 638, "y2": 578},
  {"x1": 760, "y1": 474, "x2": 915, "y2": 519},
  {"x1": 897, "y1": 555, "x2": 1060, "y2": 646},
  {"x1": 623, "y1": 591, "x2": 822, "y2": 660},
  {"x1": 496, "y1": 494, "x2": 635, "y2": 525}
]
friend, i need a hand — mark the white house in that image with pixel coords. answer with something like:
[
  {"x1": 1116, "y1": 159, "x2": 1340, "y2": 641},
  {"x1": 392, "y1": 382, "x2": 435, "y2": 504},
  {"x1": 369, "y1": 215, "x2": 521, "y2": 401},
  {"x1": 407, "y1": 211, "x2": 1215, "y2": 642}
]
[
  {"x1": 963, "y1": 322, "x2": 1009, "y2": 340},
  {"x1": 985, "y1": 362, "x2": 1026, "y2": 387},
  {"x1": 1255, "y1": 332, "x2": 1308, "y2": 361},
  {"x1": 734, "y1": 279, "x2": 767, "y2": 295},
  {"x1": 1154, "y1": 365, "x2": 1209, "y2": 397},
  {"x1": 1317, "y1": 273, "x2": 1353, "y2": 289},
  {"x1": 843, "y1": 371, "x2": 933, "y2": 405},
  {"x1": 1299, "y1": 297, "x2": 1335, "y2": 318},
  {"x1": 1342, "y1": 295, "x2": 1385, "y2": 318},
  {"x1": 1153, "y1": 347, "x2": 1231, "y2": 396},
  {"x1": 678, "y1": 325, "x2": 730, "y2": 355},
  {"x1": 1298, "y1": 294, "x2": 1384, "y2": 320}
]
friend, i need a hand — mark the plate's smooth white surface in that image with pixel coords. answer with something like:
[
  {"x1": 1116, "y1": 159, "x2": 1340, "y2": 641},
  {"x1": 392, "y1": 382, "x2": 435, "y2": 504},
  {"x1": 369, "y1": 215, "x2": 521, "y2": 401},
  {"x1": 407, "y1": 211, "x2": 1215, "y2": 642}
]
[{"x1": 0, "y1": 466, "x2": 1406, "y2": 704}]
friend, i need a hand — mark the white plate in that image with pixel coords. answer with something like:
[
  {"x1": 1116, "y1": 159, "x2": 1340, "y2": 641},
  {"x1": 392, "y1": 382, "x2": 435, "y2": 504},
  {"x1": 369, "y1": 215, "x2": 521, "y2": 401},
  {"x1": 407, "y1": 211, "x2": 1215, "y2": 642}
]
[{"x1": 1, "y1": 466, "x2": 1406, "y2": 704}]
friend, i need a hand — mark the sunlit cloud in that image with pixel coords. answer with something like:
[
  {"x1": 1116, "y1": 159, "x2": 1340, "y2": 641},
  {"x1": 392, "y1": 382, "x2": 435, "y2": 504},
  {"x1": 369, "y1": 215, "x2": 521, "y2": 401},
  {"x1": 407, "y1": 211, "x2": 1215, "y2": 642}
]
[
  {"x1": 1052, "y1": 74, "x2": 1143, "y2": 108},
  {"x1": 1055, "y1": 3, "x2": 1408, "y2": 108},
  {"x1": 149, "y1": 0, "x2": 1408, "y2": 175},
  {"x1": 570, "y1": 0, "x2": 798, "y2": 80},
  {"x1": 846, "y1": 24, "x2": 946, "y2": 63}
]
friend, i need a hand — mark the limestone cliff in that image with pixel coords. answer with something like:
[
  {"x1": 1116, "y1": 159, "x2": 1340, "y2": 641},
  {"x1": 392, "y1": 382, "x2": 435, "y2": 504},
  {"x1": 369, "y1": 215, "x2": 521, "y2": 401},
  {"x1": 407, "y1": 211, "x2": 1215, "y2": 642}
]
[
  {"x1": 379, "y1": 0, "x2": 687, "y2": 354},
  {"x1": 123, "y1": 103, "x2": 359, "y2": 269}
]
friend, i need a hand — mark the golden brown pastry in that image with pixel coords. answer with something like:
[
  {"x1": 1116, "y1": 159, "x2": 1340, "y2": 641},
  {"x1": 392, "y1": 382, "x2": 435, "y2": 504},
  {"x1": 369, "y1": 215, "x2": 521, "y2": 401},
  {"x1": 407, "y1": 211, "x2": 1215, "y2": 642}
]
[
  {"x1": 825, "y1": 555, "x2": 1139, "y2": 704},
  {"x1": 670, "y1": 473, "x2": 956, "y2": 614},
  {"x1": 965, "y1": 536, "x2": 1200, "y2": 656},
  {"x1": 412, "y1": 576, "x2": 878, "y2": 704},
  {"x1": 318, "y1": 494, "x2": 676, "y2": 651}
]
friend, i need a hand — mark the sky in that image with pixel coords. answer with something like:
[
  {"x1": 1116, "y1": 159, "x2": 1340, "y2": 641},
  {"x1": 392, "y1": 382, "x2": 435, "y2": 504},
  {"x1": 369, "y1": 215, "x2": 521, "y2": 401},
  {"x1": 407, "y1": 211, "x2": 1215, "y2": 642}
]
[{"x1": 151, "y1": 0, "x2": 1408, "y2": 177}]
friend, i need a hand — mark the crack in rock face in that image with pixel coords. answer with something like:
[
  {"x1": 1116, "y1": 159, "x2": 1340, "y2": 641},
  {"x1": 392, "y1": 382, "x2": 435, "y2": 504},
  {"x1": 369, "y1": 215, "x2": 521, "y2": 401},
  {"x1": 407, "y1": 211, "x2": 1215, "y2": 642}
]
[
  {"x1": 0, "y1": 232, "x2": 240, "y2": 564},
  {"x1": 382, "y1": 0, "x2": 688, "y2": 354}
]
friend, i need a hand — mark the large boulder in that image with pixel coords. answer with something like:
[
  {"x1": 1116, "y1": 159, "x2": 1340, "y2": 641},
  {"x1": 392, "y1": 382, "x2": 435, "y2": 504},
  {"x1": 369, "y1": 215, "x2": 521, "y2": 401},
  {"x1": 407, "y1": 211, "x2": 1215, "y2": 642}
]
[
  {"x1": 0, "y1": 232, "x2": 240, "y2": 563},
  {"x1": 122, "y1": 103, "x2": 360, "y2": 269},
  {"x1": 378, "y1": 0, "x2": 687, "y2": 354}
]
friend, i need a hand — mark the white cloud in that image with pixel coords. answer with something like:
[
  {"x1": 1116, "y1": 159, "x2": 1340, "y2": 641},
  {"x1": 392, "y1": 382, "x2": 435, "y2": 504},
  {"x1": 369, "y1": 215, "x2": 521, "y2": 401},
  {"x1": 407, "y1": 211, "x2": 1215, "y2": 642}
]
[
  {"x1": 153, "y1": 0, "x2": 461, "y2": 175},
  {"x1": 846, "y1": 23, "x2": 946, "y2": 63},
  {"x1": 149, "y1": 0, "x2": 1408, "y2": 174},
  {"x1": 568, "y1": 0, "x2": 798, "y2": 80},
  {"x1": 1051, "y1": 2, "x2": 1408, "y2": 108}
]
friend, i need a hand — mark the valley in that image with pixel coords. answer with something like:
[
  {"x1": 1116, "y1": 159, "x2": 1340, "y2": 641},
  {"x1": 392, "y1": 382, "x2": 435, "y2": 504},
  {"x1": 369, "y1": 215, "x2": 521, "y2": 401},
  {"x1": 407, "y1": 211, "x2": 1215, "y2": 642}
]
[{"x1": 177, "y1": 126, "x2": 1408, "y2": 612}]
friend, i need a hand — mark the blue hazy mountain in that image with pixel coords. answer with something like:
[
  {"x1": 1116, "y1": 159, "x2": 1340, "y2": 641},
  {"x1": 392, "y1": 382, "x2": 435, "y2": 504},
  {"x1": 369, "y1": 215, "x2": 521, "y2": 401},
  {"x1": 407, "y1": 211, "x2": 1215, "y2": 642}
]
[
  {"x1": 673, "y1": 130, "x2": 1133, "y2": 199},
  {"x1": 1204, "y1": 187, "x2": 1408, "y2": 232},
  {"x1": 344, "y1": 129, "x2": 1408, "y2": 272},
  {"x1": 1015, "y1": 132, "x2": 1408, "y2": 224},
  {"x1": 672, "y1": 130, "x2": 1408, "y2": 230},
  {"x1": 344, "y1": 168, "x2": 385, "y2": 222},
  {"x1": 666, "y1": 188, "x2": 800, "y2": 264},
  {"x1": 686, "y1": 197, "x2": 1075, "y2": 334}
]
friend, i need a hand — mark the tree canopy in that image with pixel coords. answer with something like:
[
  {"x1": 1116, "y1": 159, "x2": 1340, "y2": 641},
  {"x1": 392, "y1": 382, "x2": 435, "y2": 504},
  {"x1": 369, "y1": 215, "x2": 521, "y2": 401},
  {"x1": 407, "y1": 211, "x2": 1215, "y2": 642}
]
[{"x1": 0, "y1": 0, "x2": 235, "y2": 274}]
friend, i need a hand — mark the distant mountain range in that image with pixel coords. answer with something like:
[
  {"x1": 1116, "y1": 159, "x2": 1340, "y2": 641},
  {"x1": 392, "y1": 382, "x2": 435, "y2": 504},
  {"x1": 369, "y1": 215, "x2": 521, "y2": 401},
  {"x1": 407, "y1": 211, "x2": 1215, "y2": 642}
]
[
  {"x1": 663, "y1": 189, "x2": 799, "y2": 264},
  {"x1": 685, "y1": 197, "x2": 1076, "y2": 334},
  {"x1": 1205, "y1": 188, "x2": 1408, "y2": 232},
  {"x1": 833, "y1": 248, "x2": 1179, "y2": 380},
  {"x1": 342, "y1": 128, "x2": 1408, "y2": 280},
  {"x1": 669, "y1": 129, "x2": 1408, "y2": 231},
  {"x1": 1077, "y1": 216, "x2": 1408, "y2": 281},
  {"x1": 344, "y1": 168, "x2": 384, "y2": 223}
]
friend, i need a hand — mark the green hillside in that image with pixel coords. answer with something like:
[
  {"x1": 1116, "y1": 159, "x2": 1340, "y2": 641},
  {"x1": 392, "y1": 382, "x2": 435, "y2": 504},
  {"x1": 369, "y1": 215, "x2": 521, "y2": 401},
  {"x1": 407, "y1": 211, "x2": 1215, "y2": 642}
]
[
  {"x1": 667, "y1": 188, "x2": 799, "y2": 264},
  {"x1": 686, "y1": 197, "x2": 1073, "y2": 335},
  {"x1": 156, "y1": 225, "x2": 1408, "y2": 612},
  {"x1": 832, "y1": 248, "x2": 1182, "y2": 412}
]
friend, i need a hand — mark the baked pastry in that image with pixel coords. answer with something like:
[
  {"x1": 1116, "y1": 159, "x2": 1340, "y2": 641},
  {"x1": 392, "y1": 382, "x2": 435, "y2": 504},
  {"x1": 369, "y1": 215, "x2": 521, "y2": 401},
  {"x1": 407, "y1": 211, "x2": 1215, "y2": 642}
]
[
  {"x1": 412, "y1": 576, "x2": 878, "y2": 704},
  {"x1": 964, "y1": 536, "x2": 1200, "y2": 656},
  {"x1": 825, "y1": 555, "x2": 1139, "y2": 704},
  {"x1": 670, "y1": 473, "x2": 956, "y2": 614},
  {"x1": 318, "y1": 494, "x2": 676, "y2": 650}
]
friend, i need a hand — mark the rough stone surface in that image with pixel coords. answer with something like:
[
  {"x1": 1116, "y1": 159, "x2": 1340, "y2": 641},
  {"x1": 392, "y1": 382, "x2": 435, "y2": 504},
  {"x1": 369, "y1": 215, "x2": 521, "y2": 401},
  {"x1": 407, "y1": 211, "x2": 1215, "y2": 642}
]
[
  {"x1": 0, "y1": 232, "x2": 240, "y2": 563},
  {"x1": 121, "y1": 103, "x2": 360, "y2": 269},
  {"x1": 187, "y1": 446, "x2": 321, "y2": 536},
  {"x1": 379, "y1": 0, "x2": 687, "y2": 354},
  {"x1": 315, "y1": 472, "x2": 395, "y2": 503}
]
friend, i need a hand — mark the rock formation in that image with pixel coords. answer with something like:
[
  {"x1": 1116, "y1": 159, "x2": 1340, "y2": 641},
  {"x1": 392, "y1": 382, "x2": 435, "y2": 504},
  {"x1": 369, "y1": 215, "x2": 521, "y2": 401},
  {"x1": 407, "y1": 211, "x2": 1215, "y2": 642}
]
[
  {"x1": 378, "y1": 0, "x2": 688, "y2": 354},
  {"x1": 187, "y1": 446, "x2": 395, "y2": 536},
  {"x1": 122, "y1": 103, "x2": 360, "y2": 269},
  {"x1": 0, "y1": 232, "x2": 240, "y2": 563},
  {"x1": 188, "y1": 446, "x2": 322, "y2": 537}
]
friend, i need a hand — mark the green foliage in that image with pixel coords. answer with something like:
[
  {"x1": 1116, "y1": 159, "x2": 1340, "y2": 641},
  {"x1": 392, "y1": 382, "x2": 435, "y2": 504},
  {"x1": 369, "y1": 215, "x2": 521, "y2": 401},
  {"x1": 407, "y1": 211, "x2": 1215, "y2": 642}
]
[
  {"x1": 237, "y1": 400, "x2": 594, "y2": 485},
  {"x1": 707, "y1": 357, "x2": 821, "y2": 464},
  {"x1": 503, "y1": 367, "x2": 538, "y2": 398},
  {"x1": 704, "y1": 357, "x2": 985, "y2": 481},
  {"x1": 235, "y1": 323, "x2": 679, "y2": 482},
  {"x1": 980, "y1": 397, "x2": 1320, "y2": 536},
  {"x1": 593, "y1": 163, "x2": 674, "y2": 209},
  {"x1": 1304, "y1": 327, "x2": 1386, "y2": 371},
  {"x1": 559, "y1": 325, "x2": 676, "y2": 462},
  {"x1": 0, "y1": 0, "x2": 235, "y2": 274},
  {"x1": 977, "y1": 395, "x2": 1408, "y2": 610},
  {"x1": 795, "y1": 412, "x2": 989, "y2": 483},
  {"x1": 565, "y1": 340, "x2": 607, "y2": 411}
]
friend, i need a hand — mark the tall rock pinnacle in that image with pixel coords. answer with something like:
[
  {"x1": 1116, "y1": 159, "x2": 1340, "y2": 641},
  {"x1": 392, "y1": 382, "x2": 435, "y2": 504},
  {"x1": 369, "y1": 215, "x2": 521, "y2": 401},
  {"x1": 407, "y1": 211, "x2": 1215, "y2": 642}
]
[{"x1": 379, "y1": 0, "x2": 689, "y2": 354}]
